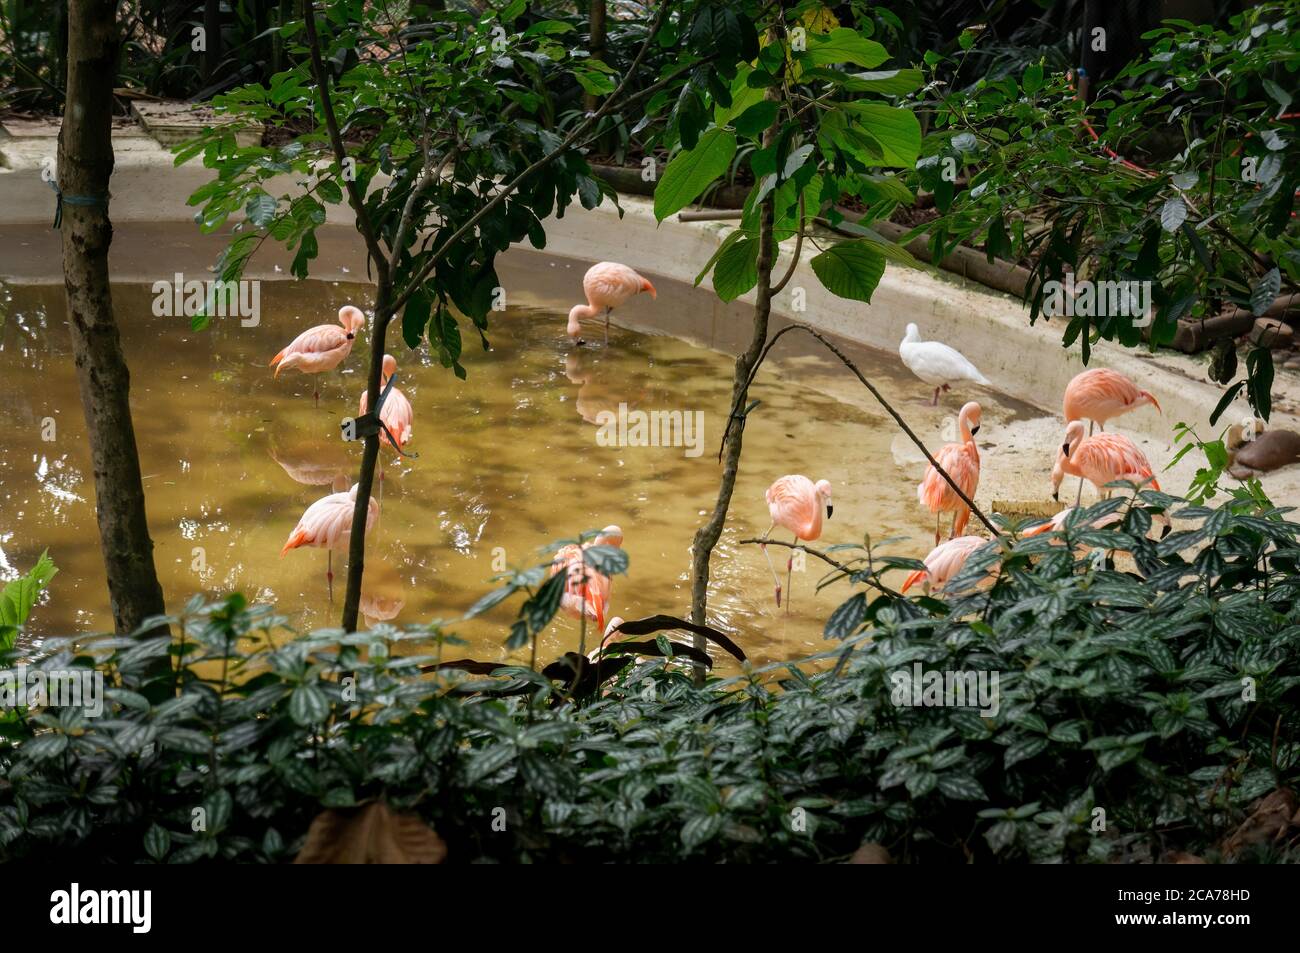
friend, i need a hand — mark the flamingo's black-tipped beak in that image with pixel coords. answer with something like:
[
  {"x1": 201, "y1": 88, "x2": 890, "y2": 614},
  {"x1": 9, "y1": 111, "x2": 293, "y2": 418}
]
[
  {"x1": 347, "y1": 333, "x2": 355, "y2": 340},
  {"x1": 1061, "y1": 442, "x2": 1071, "y2": 457},
  {"x1": 826, "y1": 504, "x2": 834, "y2": 520},
  {"x1": 971, "y1": 425, "x2": 981, "y2": 436},
  {"x1": 1052, "y1": 489, "x2": 1060, "y2": 502}
]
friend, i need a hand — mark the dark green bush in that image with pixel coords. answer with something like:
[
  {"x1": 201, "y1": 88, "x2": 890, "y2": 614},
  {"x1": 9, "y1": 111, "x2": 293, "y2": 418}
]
[{"x1": 1, "y1": 491, "x2": 1297, "y2": 863}]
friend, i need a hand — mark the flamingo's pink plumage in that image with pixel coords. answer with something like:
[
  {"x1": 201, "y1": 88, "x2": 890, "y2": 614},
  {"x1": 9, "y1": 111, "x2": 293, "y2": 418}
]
[
  {"x1": 270, "y1": 306, "x2": 366, "y2": 397},
  {"x1": 1022, "y1": 507, "x2": 1123, "y2": 538},
  {"x1": 902, "y1": 535, "x2": 988, "y2": 593},
  {"x1": 358, "y1": 354, "x2": 414, "y2": 451},
  {"x1": 760, "y1": 475, "x2": 832, "y2": 609},
  {"x1": 1052, "y1": 422, "x2": 1161, "y2": 501},
  {"x1": 280, "y1": 484, "x2": 379, "y2": 556},
  {"x1": 918, "y1": 401, "x2": 982, "y2": 542},
  {"x1": 548, "y1": 526, "x2": 623, "y2": 630},
  {"x1": 1063, "y1": 368, "x2": 1160, "y2": 429},
  {"x1": 567, "y1": 262, "x2": 656, "y2": 338},
  {"x1": 766, "y1": 475, "x2": 833, "y2": 542}
]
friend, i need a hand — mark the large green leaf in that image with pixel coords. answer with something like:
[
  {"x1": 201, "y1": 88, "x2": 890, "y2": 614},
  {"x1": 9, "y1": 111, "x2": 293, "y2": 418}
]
[
  {"x1": 810, "y1": 240, "x2": 887, "y2": 302},
  {"x1": 802, "y1": 28, "x2": 889, "y2": 69},
  {"x1": 840, "y1": 103, "x2": 922, "y2": 168},
  {"x1": 244, "y1": 192, "x2": 278, "y2": 227},
  {"x1": 1250, "y1": 267, "x2": 1281, "y2": 316},
  {"x1": 712, "y1": 236, "x2": 760, "y2": 301},
  {"x1": 654, "y1": 128, "x2": 738, "y2": 222},
  {"x1": 0, "y1": 550, "x2": 57, "y2": 650},
  {"x1": 713, "y1": 65, "x2": 767, "y2": 127},
  {"x1": 694, "y1": 229, "x2": 745, "y2": 286},
  {"x1": 401, "y1": 288, "x2": 432, "y2": 348},
  {"x1": 807, "y1": 67, "x2": 922, "y2": 95}
]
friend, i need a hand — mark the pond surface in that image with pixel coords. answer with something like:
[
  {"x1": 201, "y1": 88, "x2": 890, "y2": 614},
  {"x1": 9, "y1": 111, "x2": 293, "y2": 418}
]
[{"x1": 0, "y1": 252, "x2": 1034, "y2": 670}]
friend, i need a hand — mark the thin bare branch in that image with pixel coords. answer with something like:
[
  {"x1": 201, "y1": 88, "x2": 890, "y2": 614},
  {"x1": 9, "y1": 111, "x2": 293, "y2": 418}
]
[
  {"x1": 719, "y1": 322, "x2": 999, "y2": 537},
  {"x1": 303, "y1": 0, "x2": 390, "y2": 286},
  {"x1": 737, "y1": 537, "x2": 902, "y2": 598}
]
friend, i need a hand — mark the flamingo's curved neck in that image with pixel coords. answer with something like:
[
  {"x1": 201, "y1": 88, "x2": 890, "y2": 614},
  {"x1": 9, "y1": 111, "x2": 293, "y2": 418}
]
[
  {"x1": 568, "y1": 304, "x2": 598, "y2": 336},
  {"x1": 1062, "y1": 438, "x2": 1082, "y2": 474}
]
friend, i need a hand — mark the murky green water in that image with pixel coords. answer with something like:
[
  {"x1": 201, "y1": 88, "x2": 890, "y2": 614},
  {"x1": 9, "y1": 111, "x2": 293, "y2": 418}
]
[{"x1": 0, "y1": 255, "x2": 1031, "y2": 670}]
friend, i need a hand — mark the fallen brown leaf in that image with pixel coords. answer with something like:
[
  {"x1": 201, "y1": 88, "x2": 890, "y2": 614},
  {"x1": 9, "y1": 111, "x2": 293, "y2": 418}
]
[
  {"x1": 1162, "y1": 851, "x2": 1207, "y2": 864},
  {"x1": 847, "y1": 842, "x2": 892, "y2": 864},
  {"x1": 294, "y1": 800, "x2": 447, "y2": 864},
  {"x1": 1220, "y1": 788, "x2": 1297, "y2": 859}
]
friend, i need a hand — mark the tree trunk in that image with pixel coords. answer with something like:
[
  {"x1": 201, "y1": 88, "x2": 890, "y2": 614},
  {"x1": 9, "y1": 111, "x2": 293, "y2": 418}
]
[
  {"x1": 59, "y1": 0, "x2": 168, "y2": 637},
  {"x1": 1078, "y1": 0, "x2": 1104, "y2": 103},
  {"x1": 584, "y1": 0, "x2": 608, "y2": 112},
  {"x1": 688, "y1": 107, "x2": 781, "y2": 677},
  {"x1": 202, "y1": 0, "x2": 223, "y2": 81},
  {"x1": 339, "y1": 288, "x2": 391, "y2": 633}
]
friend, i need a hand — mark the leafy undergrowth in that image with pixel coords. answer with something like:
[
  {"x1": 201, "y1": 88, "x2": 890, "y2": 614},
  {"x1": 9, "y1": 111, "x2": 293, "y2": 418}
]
[{"x1": 2, "y1": 492, "x2": 1299, "y2": 863}]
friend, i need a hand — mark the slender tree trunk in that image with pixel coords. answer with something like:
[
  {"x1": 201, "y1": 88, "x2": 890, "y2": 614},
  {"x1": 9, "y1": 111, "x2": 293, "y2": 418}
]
[
  {"x1": 340, "y1": 290, "x2": 391, "y2": 633},
  {"x1": 688, "y1": 107, "x2": 781, "y2": 674},
  {"x1": 584, "y1": 0, "x2": 607, "y2": 112},
  {"x1": 202, "y1": 0, "x2": 222, "y2": 81},
  {"x1": 1078, "y1": 0, "x2": 1103, "y2": 103},
  {"x1": 59, "y1": 0, "x2": 167, "y2": 637}
]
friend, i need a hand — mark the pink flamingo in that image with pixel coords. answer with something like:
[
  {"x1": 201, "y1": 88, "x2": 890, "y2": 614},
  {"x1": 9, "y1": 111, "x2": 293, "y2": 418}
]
[
  {"x1": 567, "y1": 262, "x2": 656, "y2": 344},
  {"x1": 761, "y1": 475, "x2": 833, "y2": 611},
  {"x1": 1023, "y1": 507, "x2": 1123, "y2": 539},
  {"x1": 280, "y1": 483, "x2": 379, "y2": 600},
  {"x1": 1052, "y1": 422, "x2": 1162, "y2": 502},
  {"x1": 902, "y1": 535, "x2": 990, "y2": 594},
  {"x1": 549, "y1": 526, "x2": 624, "y2": 631},
  {"x1": 1025, "y1": 503, "x2": 1168, "y2": 553},
  {"x1": 1063, "y1": 368, "x2": 1161, "y2": 431},
  {"x1": 918, "y1": 401, "x2": 982, "y2": 544},
  {"x1": 270, "y1": 305, "x2": 367, "y2": 406},
  {"x1": 592, "y1": 615, "x2": 627, "y2": 661},
  {"x1": 1063, "y1": 368, "x2": 1161, "y2": 504},
  {"x1": 358, "y1": 354, "x2": 414, "y2": 457}
]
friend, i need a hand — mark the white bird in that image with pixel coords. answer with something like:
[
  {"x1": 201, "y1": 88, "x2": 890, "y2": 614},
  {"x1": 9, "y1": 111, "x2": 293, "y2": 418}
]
[{"x1": 899, "y1": 323, "x2": 990, "y2": 405}]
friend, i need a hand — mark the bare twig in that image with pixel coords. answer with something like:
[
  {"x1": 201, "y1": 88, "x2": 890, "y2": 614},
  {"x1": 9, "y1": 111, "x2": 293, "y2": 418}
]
[
  {"x1": 770, "y1": 194, "x2": 805, "y2": 296},
  {"x1": 720, "y1": 322, "x2": 999, "y2": 537},
  {"x1": 303, "y1": 1, "x2": 389, "y2": 286},
  {"x1": 737, "y1": 537, "x2": 902, "y2": 598}
]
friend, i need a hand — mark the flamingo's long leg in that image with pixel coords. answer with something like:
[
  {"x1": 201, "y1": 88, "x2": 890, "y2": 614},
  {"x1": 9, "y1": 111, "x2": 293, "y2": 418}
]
[
  {"x1": 760, "y1": 521, "x2": 783, "y2": 608},
  {"x1": 1074, "y1": 420, "x2": 1095, "y2": 507},
  {"x1": 604, "y1": 308, "x2": 611, "y2": 345},
  {"x1": 934, "y1": 513, "x2": 941, "y2": 546},
  {"x1": 327, "y1": 550, "x2": 334, "y2": 603},
  {"x1": 785, "y1": 534, "x2": 796, "y2": 616}
]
